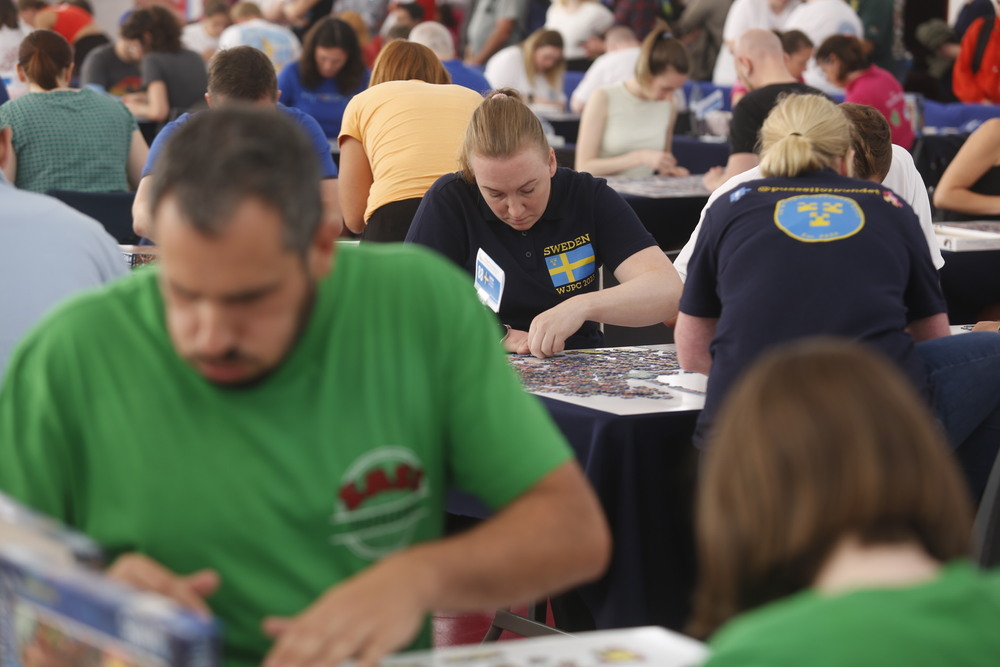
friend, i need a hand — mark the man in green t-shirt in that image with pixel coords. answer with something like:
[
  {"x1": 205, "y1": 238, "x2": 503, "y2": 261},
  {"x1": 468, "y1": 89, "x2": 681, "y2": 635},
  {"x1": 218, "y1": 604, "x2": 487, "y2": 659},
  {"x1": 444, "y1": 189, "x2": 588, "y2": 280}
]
[{"x1": 0, "y1": 107, "x2": 611, "y2": 667}]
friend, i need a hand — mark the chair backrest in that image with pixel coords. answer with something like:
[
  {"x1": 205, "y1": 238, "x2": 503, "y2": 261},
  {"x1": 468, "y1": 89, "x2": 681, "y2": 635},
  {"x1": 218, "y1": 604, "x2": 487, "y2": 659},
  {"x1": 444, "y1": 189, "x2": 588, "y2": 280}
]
[
  {"x1": 973, "y1": 446, "x2": 1000, "y2": 568},
  {"x1": 46, "y1": 190, "x2": 139, "y2": 245}
]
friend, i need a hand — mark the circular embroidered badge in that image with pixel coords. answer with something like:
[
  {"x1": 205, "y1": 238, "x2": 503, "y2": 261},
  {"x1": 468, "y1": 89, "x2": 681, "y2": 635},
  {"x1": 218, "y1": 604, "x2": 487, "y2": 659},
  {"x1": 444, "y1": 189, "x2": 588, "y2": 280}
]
[{"x1": 773, "y1": 194, "x2": 865, "y2": 243}]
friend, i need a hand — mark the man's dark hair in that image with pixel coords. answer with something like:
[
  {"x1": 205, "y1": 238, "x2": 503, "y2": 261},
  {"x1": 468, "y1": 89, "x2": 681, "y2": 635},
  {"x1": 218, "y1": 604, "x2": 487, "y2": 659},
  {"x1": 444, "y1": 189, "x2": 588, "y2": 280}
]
[
  {"x1": 121, "y1": 5, "x2": 182, "y2": 53},
  {"x1": 397, "y1": 2, "x2": 424, "y2": 22},
  {"x1": 840, "y1": 102, "x2": 893, "y2": 182},
  {"x1": 65, "y1": 0, "x2": 93, "y2": 14},
  {"x1": 208, "y1": 45, "x2": 278, "y2": 100},
  {"x1": 149, "y1": 107, "x2": 322, "y2": 254},
  {"x1": 203, "y1": 0, "x2": 229, "y2": 17},
  {"x1": 16, "y1": 0, "x2": 47, "y2": 12}
]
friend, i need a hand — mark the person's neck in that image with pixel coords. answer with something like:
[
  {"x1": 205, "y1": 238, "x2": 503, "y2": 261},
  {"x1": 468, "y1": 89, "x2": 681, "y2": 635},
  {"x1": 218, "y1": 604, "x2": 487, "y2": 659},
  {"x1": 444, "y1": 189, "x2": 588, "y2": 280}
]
[
  {"x1": 624, "y1": 77, "x2": 657, "y2": 101},
  {"x1": 844, "y1": 69, "x2": 865, "y2": 86},
  {"x1": 813, "y1": 536, "x2": 942, "y2": 595},
  {"x1": 28, "y1": 82, "x2": 70, "y2": 93},
  {"x1": 749, "y1": 62, "x2": 797, "y2": 90}
]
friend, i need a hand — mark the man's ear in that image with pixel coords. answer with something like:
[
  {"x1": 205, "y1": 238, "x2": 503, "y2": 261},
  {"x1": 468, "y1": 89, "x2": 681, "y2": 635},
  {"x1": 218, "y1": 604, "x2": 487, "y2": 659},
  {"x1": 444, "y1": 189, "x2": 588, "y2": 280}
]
[{"x1": 308, "y1": 216, "x2": 338, "y2": 280}]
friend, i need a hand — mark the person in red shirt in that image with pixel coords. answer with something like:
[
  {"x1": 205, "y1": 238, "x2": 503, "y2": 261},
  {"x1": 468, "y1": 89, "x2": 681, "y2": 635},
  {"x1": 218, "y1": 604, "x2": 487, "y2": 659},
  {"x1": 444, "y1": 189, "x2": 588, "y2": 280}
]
[{"x1": 816, "y1": 33, "x2": 914, "y2": 150}]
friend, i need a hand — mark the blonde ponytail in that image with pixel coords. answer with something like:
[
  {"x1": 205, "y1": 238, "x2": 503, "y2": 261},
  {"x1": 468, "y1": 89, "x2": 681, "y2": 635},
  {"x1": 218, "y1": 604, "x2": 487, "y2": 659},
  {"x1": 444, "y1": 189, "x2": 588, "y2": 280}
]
[{"x1": 758, "y1": 94, "x2": 850, "y2": 178}]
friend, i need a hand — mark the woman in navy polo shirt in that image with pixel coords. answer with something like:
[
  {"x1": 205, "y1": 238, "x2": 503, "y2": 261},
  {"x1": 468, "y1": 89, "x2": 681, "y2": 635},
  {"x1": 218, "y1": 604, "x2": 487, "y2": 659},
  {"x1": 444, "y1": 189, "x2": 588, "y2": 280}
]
[
  {"x1": 405, "y1": 88, "x2": 682, "y2": 358},
  {"x1": 676, "y1": 93, "x2": 1000, "y2": 499}
]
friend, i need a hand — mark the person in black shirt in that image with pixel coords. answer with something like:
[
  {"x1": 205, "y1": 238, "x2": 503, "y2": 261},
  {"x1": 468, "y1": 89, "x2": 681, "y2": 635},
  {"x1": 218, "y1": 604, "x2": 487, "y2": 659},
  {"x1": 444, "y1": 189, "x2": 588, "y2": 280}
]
[{"x1": 703, "y1": 28, "x2": 822, "y2": 191}]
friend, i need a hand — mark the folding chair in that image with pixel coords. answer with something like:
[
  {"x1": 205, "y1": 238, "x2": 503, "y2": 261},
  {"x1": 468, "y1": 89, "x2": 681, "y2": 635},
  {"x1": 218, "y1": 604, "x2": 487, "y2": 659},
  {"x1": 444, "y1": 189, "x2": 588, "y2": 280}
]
[
  {"x1": 46, "y1": 190, "x2": 139, "y2": 245},
  {"x1": 482, "y1": 602, "x2": 568, "y2": 641},
  {"x1": 973, "y1": 446, "x2": 1000, "y2": 568}
]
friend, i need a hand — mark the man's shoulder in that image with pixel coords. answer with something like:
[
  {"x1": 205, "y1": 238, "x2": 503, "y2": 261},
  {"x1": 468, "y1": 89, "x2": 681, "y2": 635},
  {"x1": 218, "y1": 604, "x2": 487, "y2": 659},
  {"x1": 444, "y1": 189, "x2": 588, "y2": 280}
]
[
  {"x1": 2, "y1": 186, "x2": 110, "y2": 236},
  {"x1": 158, "y1": 111, "x2": 196, "y2": 136},
  {"x1": 12, "y1": 271, "x2": 156, "y2": 360},
  {"x1": 748, "y1": 81, "x2": 823, "y2": 104},
  {"x1": 277, "y1": 103, "x2": 323, "y2": 131},
  {"x1": 337, "y1": 241, "x2": 472, "y2": 287}
]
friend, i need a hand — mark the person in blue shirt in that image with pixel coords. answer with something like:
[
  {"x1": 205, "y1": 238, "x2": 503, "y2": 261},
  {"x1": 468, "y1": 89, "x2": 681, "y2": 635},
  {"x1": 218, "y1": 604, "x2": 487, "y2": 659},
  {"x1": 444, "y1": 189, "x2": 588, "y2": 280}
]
[
  {"x1": 0, "y1": 122, "x2": 128, "y2": 378},
  {"x1": 132, "y1": 46, "x2": 340, "y2": 241},
  {"x1": 278, "y1": 17, "x2": 369, "y2": 139},
  {"x1": 408, "y1": 20, "x2": 492, "y2": 94},
  {"x1": 406, "y1": 88, "x2": 682, "y2": 358}
]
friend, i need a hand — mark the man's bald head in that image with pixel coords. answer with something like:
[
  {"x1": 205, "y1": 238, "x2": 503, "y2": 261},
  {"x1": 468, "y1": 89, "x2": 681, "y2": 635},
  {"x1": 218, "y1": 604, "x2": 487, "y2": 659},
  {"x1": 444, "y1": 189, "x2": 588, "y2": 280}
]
[
  {"x1": 734, "y1": 28, "x2": 784, "y2": 61},
  {"x1": 733, "y1": 28, "x2": 795, "y2": 89}
]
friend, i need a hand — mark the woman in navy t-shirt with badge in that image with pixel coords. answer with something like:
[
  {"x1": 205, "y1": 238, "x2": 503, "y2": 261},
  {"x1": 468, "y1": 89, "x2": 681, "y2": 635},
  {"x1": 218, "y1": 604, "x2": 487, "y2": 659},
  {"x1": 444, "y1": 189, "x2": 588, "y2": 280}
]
[
  {"x1": 676, "y1": 93, "x2": 1000, "y2": 499},
  {"x1": 405, "y1": 89, "x2": 683, "y2": 358}
]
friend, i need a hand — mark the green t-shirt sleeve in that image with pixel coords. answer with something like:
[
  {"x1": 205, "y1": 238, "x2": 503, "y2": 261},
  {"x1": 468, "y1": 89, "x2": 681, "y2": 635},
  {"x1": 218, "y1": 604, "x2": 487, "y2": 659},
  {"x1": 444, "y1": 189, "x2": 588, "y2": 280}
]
[
  {"x1": 0, "y1": 317, "x2": 82, "y2": 524},
  {"x1": 414, "y1": 249, "x2": 574, "y2": 510}
]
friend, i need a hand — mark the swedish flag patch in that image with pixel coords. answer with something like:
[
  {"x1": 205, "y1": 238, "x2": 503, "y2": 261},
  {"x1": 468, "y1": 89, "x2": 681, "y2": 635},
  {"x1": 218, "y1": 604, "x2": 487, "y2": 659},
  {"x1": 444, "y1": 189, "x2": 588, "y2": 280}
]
[{"x1": 546, "y1": 243, "x2": 596, "y2": 287}]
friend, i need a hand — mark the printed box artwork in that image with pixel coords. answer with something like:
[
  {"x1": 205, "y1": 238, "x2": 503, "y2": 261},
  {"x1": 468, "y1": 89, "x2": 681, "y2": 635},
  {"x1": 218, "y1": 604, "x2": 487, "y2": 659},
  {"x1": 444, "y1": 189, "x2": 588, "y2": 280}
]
[
  {"x1": 934, "y1": 221, "x2": 1000, "y2": 251},
  {"x1": 370, "y1": 626, "x2": 707, "y2": 667},
  {"x1": 508, "y1": 346, "x2": 707, "y2": 416},
  {"x1": 0, "y1": 492, "x2": 103, "y2": 568},
  {"x1": 0, "y1": 545, "x2": 220, "y2": 667}
]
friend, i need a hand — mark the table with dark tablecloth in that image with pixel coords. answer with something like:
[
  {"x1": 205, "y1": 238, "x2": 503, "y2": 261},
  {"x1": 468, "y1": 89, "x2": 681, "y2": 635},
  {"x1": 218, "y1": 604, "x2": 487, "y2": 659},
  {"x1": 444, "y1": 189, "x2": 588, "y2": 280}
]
[
  {"x1": 940, "y1": 248, "x2": 1000, "y2": 322},
  {"x1": 670, "y1": 136, "x2": 729, "y2": 174},
  {"x1": 603, "y1": 176, "x2": 711, "y2": 252},
  {"x1": 448, "y1": 346, "x2": 705, "y2": 633}
]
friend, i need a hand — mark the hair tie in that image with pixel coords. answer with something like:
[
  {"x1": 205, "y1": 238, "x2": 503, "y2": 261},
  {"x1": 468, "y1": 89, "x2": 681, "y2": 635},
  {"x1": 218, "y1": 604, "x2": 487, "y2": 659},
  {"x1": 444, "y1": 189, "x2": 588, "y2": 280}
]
[
  {"x1": 490, "y1": 92, "x2": 508, "y2": 100},
  {"x1": 659, "y1": 31, "x2": 674, "y2": 40},
  {"x1": 790, "y1": 132, "x2": 802, "y2": 136}
]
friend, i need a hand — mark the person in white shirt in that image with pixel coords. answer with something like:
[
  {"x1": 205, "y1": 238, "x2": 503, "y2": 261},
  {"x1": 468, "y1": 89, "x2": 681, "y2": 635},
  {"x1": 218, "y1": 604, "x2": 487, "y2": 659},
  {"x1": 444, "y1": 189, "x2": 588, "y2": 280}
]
[
  {"x1": 0, "y1": 0, "x2": 27, "y2": 96},
  {"x1": 575, "y1": 27, "x2": 689, "y2": 178},
  {"x1": 544, "y1": 0, "x2": 613, "y2": 69},
  {"x1": 181, "y1": 0, "x2": 230, "y2": 62},
  {"x1": 181, "y1": 0, "x2": 229, "y2": 63},
  {"x1": 713, "y1": 0, "x2": 799, "y2": 85},
  {"x1": 674, "y1": 102, "x2": 942, "y2": 281},
  {"x1": 218, "y1": 1, "x2": 301, "y2": 70},
  {"x1": 782, "y1": 0, "x2": 862, "y2": 93},
  {"x1": 569, "y1": 26, "x2": 639, "y2": 113},
  {"x1": 485, "y1": 28, "x2": 566, "y2": 110}
]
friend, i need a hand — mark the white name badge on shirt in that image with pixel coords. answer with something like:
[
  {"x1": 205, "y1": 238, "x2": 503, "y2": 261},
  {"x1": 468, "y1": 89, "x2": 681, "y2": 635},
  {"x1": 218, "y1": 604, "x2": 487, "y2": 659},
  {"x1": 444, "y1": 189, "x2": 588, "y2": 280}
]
[{"x1": 475, "y1": 248, "x2": 505, "y2": 313}]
